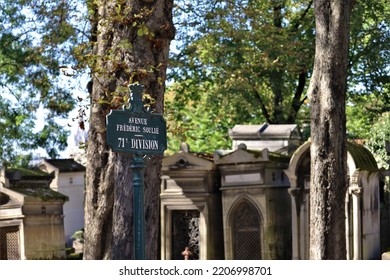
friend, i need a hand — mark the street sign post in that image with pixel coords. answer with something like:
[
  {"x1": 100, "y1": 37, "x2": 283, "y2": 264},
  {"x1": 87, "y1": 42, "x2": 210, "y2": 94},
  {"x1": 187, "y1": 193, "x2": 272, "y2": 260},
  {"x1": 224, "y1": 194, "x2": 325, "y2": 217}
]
[{"x1": 106, "y1": 84, "x2": 167, "y2": 259}]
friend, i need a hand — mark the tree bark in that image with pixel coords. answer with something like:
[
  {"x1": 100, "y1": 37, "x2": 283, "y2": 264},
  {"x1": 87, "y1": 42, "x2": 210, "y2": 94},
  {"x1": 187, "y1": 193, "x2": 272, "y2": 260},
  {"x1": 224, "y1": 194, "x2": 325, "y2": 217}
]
[
  {"x1": 84, "y1": 0, "x2": 175, "y2": 260},
  {"x1": 308, "y1": 0, "x2": 352, "y2": 259}
]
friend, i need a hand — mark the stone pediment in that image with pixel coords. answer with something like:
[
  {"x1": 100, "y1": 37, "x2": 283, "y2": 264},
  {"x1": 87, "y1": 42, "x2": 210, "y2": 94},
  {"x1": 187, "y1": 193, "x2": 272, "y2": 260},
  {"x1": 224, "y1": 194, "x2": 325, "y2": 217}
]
[
  {"x1": 214, "y1": 145, "x2": 269, "y2": 165},
  {"x1": 162, "y1": 152, "x2": 214, "y2": 171},
  {"x1": 0, "y1": 187, "x2": 23, "y2": 208},
  {"x1": 0, "y1": 187, "x2": 24, "y2": 220}
]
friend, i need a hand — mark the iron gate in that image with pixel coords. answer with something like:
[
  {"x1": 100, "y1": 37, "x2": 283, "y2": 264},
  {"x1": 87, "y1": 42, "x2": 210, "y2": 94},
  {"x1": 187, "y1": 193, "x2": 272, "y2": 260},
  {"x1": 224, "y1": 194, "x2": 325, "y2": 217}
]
[{"x1": 171, "y1": 210, "x2": 200, "y2": 260}]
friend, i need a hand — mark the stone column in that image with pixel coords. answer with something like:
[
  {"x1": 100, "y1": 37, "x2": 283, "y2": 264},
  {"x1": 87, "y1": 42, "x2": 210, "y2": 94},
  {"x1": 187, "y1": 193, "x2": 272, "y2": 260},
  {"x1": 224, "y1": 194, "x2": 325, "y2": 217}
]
[
  {"x1": 349, "y1": 180, "x2": 362, "y2": 260},
  {"x1": 288, "y1": 187, "x2": 302, "y2": 260},
  {"x1": 345, "y1": 191, "x2": 350, "y2": 260},
  {"x1": 302, "y1": 180, "x2": 310, "y2": 259}
]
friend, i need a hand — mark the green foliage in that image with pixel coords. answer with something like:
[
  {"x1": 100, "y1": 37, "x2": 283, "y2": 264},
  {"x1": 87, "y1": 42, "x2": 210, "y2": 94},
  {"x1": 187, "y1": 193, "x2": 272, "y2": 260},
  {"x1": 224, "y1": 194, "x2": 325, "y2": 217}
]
[
  {"x1": 345, "y1": 0, "x2": 390, "y2": 141},
  {"x1": 0, "y1": 0, "x2": 89, "y2": 166},
  {"x1": 166, "y1": 82, "x2": 266, "y2": 153},
  {"x1": 167, "y1": 0, "x2": 389, "y2": 152},
  {"x1": 170, "y1": 0, "x2": 314, "y2": 124},
  {"x1": 71, "y1": 229, "x2": 85, "y2": 241},
  {"x1": 167, "y1": 0, "x2": 315, "y2": 152},
  {"x1": 346, "y1": 92, "x2": 389, "y2": 140},
  {"x1": 366, "y1": 112, "x2": 390, "y2": 170},
  {"x1": 348, "y1": 0, "x2": 390, "y2": 100}
]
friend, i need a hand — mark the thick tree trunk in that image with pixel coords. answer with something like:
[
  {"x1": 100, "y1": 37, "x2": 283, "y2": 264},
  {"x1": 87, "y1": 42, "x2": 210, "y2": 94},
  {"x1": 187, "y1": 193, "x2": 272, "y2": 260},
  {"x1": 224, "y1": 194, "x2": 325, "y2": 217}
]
[
  {"x1": 308, "y1": 0, "x2": 352, "y2": 259},
  {"x1": 84, "y1": 0, "x2": 175, "y2": 260}
]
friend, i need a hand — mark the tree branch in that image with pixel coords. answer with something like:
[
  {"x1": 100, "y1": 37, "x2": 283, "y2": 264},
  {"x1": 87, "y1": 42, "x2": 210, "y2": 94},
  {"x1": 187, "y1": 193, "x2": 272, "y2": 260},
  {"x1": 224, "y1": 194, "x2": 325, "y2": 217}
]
[
  {"x1": 288, "y1": 70, "x2": 307, "y2": 123},
  {"x1": 290, "y1": 1, "x2": 313, "y2": 32}
]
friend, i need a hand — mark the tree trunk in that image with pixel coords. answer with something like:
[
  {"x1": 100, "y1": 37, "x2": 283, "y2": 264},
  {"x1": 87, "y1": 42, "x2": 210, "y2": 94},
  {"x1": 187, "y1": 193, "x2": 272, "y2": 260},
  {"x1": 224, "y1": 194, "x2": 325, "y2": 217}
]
[
  {"x1": 84, "y1": 0, "x2": 175, "y2": 260},
  {"x1": 308, "y1": 0, "x2": 352, "y2": 259}
]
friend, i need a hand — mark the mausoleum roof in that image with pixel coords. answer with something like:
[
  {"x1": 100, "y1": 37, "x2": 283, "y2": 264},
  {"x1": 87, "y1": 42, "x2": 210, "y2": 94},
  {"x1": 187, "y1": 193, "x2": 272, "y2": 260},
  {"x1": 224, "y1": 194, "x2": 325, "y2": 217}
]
[
  {"x1": 347, "y1": 141, "x2": 378, "y2": 171},
  {"x1": 285, "y1": 140, "x2": 380, "y2": 181},
  {"x1": 6, "y1": 167, "x2": 52, "y2": 179},
  {"x1": 43, "y1": 158, "x2": 86, "y2": 172},
  {"x1": 3, "y1": 166, "x2": 56, "y2": 190},
  {"x1": 11, "y1": 188, "x2": 68, "y2": 202},
  {"x1": 214, "y1": 144, "x2": 290, "y2": 165},
  {"x1": 229, "y1": 123, "x2": 299, "y2": 139}
]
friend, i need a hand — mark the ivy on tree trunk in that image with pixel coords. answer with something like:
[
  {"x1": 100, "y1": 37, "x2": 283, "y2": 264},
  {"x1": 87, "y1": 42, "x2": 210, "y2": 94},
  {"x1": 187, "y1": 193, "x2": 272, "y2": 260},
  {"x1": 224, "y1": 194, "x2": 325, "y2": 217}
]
[{"x1": 83, "y1": 0, "x2": 175, "y2": 260}]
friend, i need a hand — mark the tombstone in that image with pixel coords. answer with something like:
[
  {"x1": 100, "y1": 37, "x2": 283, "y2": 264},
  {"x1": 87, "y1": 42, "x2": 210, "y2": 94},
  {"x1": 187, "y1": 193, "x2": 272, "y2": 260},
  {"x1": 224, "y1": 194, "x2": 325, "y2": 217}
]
[
  {"x1": 284, "y1": 140, "x2": 385, "y2": 259},
  {"x1": 160, "y1": 143, "x2": 224, "y2": 260}
]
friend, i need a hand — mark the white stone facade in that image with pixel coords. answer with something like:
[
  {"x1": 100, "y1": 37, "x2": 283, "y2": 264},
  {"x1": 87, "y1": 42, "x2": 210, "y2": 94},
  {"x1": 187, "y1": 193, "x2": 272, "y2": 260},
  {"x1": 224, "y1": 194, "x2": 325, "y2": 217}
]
[{"x1": 39, "y1": 159, "x2": 85, "y2": 246}]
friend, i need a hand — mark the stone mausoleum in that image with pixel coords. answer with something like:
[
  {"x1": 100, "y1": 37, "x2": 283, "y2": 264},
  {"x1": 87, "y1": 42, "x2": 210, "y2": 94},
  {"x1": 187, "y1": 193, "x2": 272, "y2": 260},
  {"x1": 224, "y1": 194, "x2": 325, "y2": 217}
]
[
  {"x1": 285, "y1": 140, "x2": 388, "y2": 260},
  {"x1": 38, "y1": 159, "x2": 85, "y2": 247},
  {"x1": 0, "y1": 165, "x2": 67, "y2": 259},
  {"x1": 160, "y1": 123, "x2": 300, "y2": 259},
  {"x1": 160, "y1": 123, "x2": 389, "y2": 260}
]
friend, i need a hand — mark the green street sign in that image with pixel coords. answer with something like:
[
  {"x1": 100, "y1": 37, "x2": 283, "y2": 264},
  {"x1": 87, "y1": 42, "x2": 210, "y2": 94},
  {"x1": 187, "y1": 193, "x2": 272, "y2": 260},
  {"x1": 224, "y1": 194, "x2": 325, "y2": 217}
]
[
  {"x1": 106, "y1": 110, "x2": 167, "y2": 155},
  {"x1": 106, "y1": 84, "x2": 167, "y2": 155},
  {"x1": 106, "y1": 84, "x2": 165, "y2": 260}
]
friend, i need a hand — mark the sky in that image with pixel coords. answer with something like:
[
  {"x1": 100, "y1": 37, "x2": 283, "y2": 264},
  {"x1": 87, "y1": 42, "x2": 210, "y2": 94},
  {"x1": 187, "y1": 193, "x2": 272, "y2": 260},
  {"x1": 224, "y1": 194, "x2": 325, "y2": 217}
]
[{"x1": 32, "y1": 69, "x2": 90, "y2": 159}]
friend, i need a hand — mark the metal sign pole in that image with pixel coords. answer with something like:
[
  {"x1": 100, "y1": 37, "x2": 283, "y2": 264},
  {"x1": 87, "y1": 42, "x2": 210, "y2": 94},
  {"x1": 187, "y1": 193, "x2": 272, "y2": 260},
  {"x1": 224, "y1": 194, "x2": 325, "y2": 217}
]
[
  {"x1": 106, "y1": 83, "x2": 167, "y2": 260},
  {"x1": 131, "y1": 152, "x2": 145, "y2": 260}
]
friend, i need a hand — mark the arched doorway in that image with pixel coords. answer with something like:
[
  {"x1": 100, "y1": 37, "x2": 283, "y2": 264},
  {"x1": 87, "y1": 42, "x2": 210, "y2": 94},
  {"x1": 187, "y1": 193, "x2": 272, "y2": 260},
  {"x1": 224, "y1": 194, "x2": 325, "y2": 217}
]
[{"x1": 232, "y1": 200, "x2": 262, "y2": 259}]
